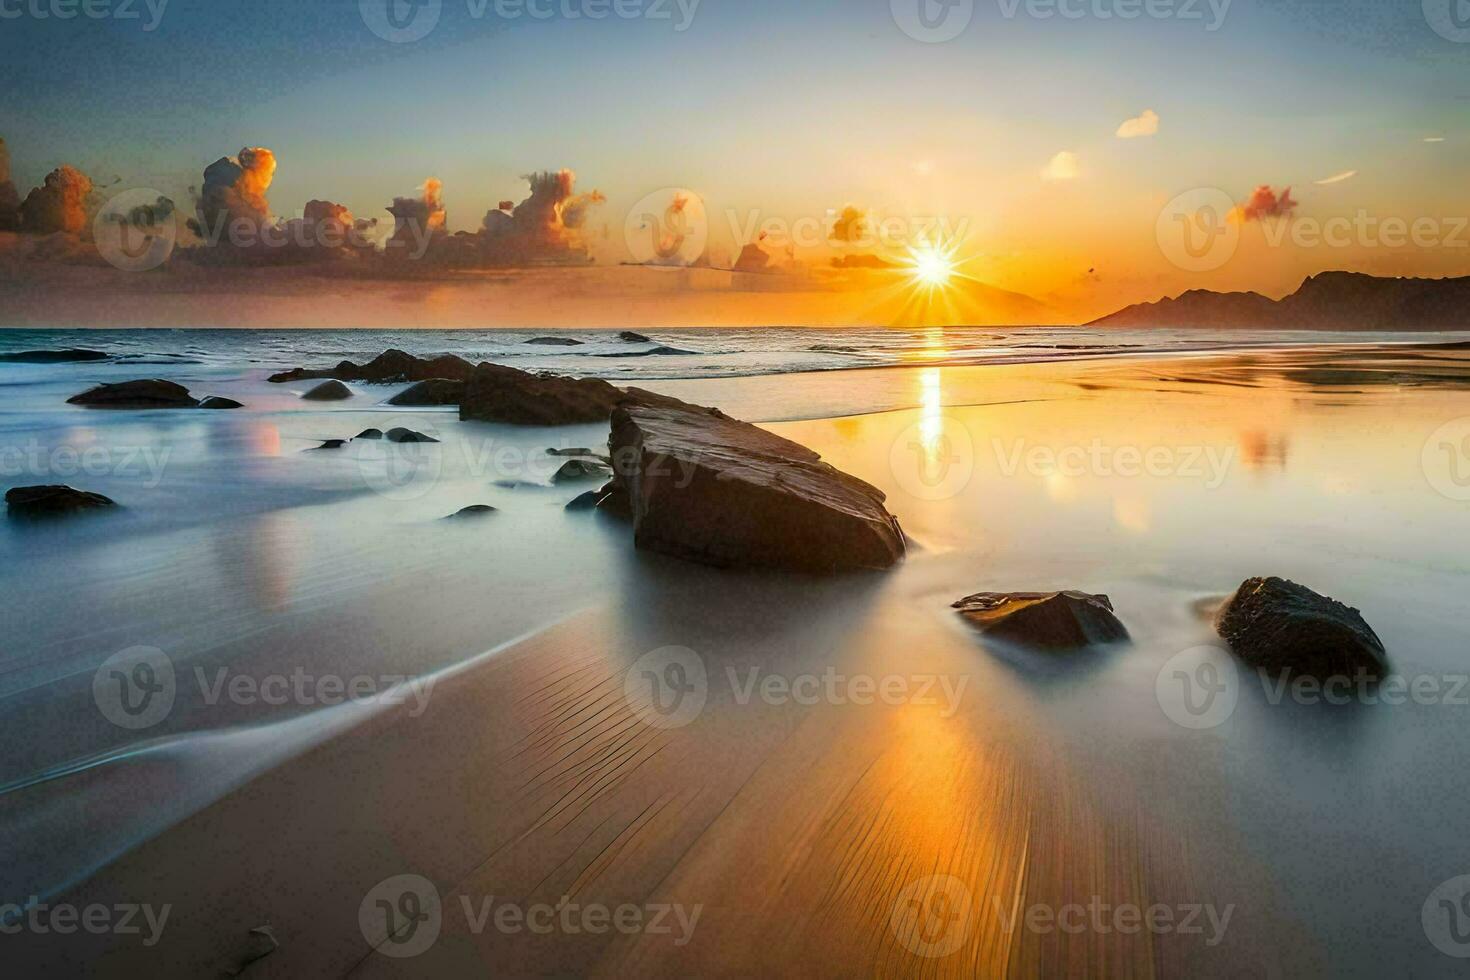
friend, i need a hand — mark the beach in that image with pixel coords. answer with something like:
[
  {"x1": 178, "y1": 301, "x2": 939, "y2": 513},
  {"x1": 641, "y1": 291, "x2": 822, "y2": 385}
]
[{"x1": 4, "y1": 335, "x2": 1470, "y2": 976}]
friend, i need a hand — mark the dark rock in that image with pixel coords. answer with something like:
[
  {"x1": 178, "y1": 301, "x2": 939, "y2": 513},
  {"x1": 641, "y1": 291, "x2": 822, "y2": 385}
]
[
  {"x1": 552, "y1": 459, "x2": 612, "y2": 484},
  {"x1": 198, "y1": 396, "x2": 244, "y2": 410},
  {"x1": 446, "y1": 505, "x2": 498, "y2": 519},
  {"x1": 618, "y1": 331, "x2": 652, "y2": 343},
  {"x1": 1215, "y1": 577, "x2": 1388, "y2": 678},
  {"x1": 595, "y1": 346, "x2": 695, "y2": 358},
  {"x1": 67, "y1": 379, "x2": 200, "y2": 410},
  {"x1": 525, "y1": 337, "x2": 584, "y2": 346},
  {"x1": 547, "y1": 447, "x2": 599, "y2": 457},
  {"x1": 595, "y1": 481, "x2": 632, "y2": 519},
  {"x1": 6, "y1": 485, "x2": 117, "y2": 518},
  {"x1": 268, "y1": 349, "x2": 475, "y2": 385},
  {"x1": 388, "y1": 379, "x2": 465, "y2": 406},
  {"x1": 311, "y1": 439, "x2": 350, "y2": 451},
  {"x1": 459, "y1": 363, "x2": 627, "y2": 426},
  {"x1": 492, "y1": 479, "x2": 544, "y2": 491},
  {"x1": 356, "y1": 428, "x2": 385, "y2": 440},
  {"x1": 386, "y1": 427, "x2": 438, "y2": 444},
  {"x1": 302, "y1": 380, "x2": 353, "y2": 401},
  {"x1": 608, "y1": 395, "x2": 905, "y2": 572},
  {"x1": 565, "y1": 489, "x2": 608, "y2": 511},
  {"x1": 0, "y1": 348, "x2": 109, "y2": 363},
  {"x1": 952, "y1": 591, "x2": 1130, "y2": 650}
]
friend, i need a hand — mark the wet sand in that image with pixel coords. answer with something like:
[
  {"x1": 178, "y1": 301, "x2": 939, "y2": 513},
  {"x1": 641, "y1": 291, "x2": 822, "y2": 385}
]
[{"x1": 6, "y1": 345, "x2": 1470, "y2": 976}]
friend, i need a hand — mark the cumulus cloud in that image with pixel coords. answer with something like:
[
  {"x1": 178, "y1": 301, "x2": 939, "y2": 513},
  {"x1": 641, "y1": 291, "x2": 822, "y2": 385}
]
[
  {"x1": 388, "y1": 177, "x2": 446, "y2": 249},
  {"x1": 734, "y1": 234, "x2": 772, "y2": 273},
  {"x1": 1116, "y1": 109, "x2": 1160, "y2": 139},
  {"x1": 19, "y1": 165, "x2": 94, "y2": 235},
  {"x1": 1236, "y1": 184, "x2": 1298, "y2": 221},
  {"x1": 477, "y1": 169, "x2": 605, "y2": 266},
  {"x1": 197, "y1": 147, "x2": 276, "y2": 236},
  {"x1": 1314, "y1": 170, "x2": 1357, "y2": 186},
  {"x1": 1041, "y1": 151, "x2": 1080, "y2": 181},
  {"x1": 829, "y1": 205, "x2": 869, "y2": 244}
]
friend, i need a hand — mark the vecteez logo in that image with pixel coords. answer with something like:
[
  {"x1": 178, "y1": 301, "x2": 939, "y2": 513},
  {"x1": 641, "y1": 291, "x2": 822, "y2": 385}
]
[
  {"x1": 1424, "y1": 0, "x2": 1470, "y2": 43},
  {"x1": 891, "y1": 0, "x2": 975, "y2": 42},
  {"x1": 624, "y1": 188, "x2": 709, "y2": 270},
  {"x1": 93, "y1": 646, "x2": 176, "y2": 730},
  {"x1": 360, "y1": 0, "x2": 442, "y2": 43},
  {"x1": 1156, "y1": 187, "x2": 1239, "y2": 273},
  {"x1": 93, "y1": 188, "x2": 178, "y2": 273}
]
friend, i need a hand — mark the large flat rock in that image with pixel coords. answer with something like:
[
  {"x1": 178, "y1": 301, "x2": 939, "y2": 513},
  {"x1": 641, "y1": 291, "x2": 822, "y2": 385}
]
[
  {"x1": 6, "y1": 485, "x2": 117, "y2": 518},
  {"x1": 459, "y1": 363, "x2": 626, "y2": 425},
  {"x1": 268, "y1": 349, "x2": 475, "y2": 385},
  {"x1": 608, "y1": 394, "x2": 905, "y2": 572},
  {"x1": 67, "y1": 379, "x2": 199, "y2": 409}
]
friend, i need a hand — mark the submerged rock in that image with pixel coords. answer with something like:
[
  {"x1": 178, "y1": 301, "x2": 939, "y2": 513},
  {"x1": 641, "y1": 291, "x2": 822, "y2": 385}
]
[
  {"x1": 525, "y1": 337, "x2": 583, "y2": 346},
  {"x1": 608, "y1": 394, "x2": 905, "y2": 572},
  {"x1": 565, "y1": 488, "x2": 608, "y2": 511},
  {"x1": 302, "y1": 380, "x2": 353, "y2": 401},
  {"x1": 198, "y1": 396, "x2": 244, "y2": 410},
  {"x1": 552, "y1": 459, "x2": 612, "y2": 484},
  {"x1": 356, "y1": 428, "x2": 384, "y2": 440},
  {"x1": 310, "y1": 439, "x2": 350, "y2": 451},
  {"x1": 268, "y1": 349, "x2": 475, "y2": 385},
  {"x1": 386, "y1": 427, "x2": 438, "y2": 444},
  {"x1": 1215, "y1": 577, "x2": 1388, "y2": 678},
  {"x1": 446, "y1": 505, "x2": 498, "y2": 519},
  {"x1": 0, "y1": 348, "x2": 109, "y2": 363},
  {"x1": 5, "y1": 485, "x2": 117, "y2": 518},
  {"x1": 618, "y1": 331, "x2": 652, "y2": 343},
  {"x1": 459, "y1": 363, "x2": 627, "y2": 426},
  {"x1": 595, "y1": 346, "x2": 695, "y2": 358},
  {"x1": 388, "y1": 379, "x2": 465, "y2": 406},
  {"x1": 952, "y1": 591, "x2": 1130, "y2": 650},
  {"x1": 67, "y1": 379, "x2": 200, "y2": 409},
  {"x1": 547, "y1": 447, "x2": 599, "y2": 457}
]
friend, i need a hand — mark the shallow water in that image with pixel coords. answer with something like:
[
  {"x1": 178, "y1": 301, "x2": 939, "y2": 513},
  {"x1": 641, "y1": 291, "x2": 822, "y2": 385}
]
[{"x1": 4, "y1": 339, "x2": 1470, "y2": 975}]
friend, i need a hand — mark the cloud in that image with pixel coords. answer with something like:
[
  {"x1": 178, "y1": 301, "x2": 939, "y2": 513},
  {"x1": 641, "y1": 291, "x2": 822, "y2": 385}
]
[
  {"x1": 1424, "y1": 136, "x2": 1446, "y2": 143},
  {"x1": 477, "y1": 169, "x2": 605, "y2": 266},
  {"x1": 734, "y1": 234, "x2": 772, "y2": 273},
  {"x1": 1314, "y1": 170, "x2": 1357, "y2": 185},
  {"x1": 19, "y1": 165, "x2": 94, "y2": 235},
  {"x1": 0, "y1": 138, "x2": 19, "y2": 232},
  {"x1": 388, "y1": 177, "x2": 447, "y2": 249},
  {"x1": 829, "y1": 205, "x2": 869, "y2": 244},
  {"x1": 197, "y1": 147, "x2": 277, "y2": 236},
  {"x1": 1041, "y1": 151, "x2": 1081, "y2": 181},
  {"x1": 1236, "y1": 185, "x2": 1298, "y2": 221},
  {"x1": 1116, "y1": 109, "x2": 1160, "y2": 139}
]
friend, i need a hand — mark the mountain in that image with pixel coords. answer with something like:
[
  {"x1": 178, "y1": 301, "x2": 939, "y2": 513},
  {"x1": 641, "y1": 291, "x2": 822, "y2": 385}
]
[{"x1": 1092, "y1": 273, "x2": 1470, "y2": 330}]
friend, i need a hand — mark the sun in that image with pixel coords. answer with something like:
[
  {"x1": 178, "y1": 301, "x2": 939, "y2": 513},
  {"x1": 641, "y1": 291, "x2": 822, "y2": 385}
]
[{"x1": 902, "y1": 240, "x2": 962, "y2": 292}]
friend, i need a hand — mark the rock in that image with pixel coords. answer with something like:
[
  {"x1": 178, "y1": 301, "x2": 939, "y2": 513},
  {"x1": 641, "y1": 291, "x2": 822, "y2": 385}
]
[
  {"x1": 446, "y1": 505, "x2": 498, "y2": 519},
  {"x1": 310, "y1": 439, "x2": 350, "y2": 451},
  {"x1": 565, "y1": 489, "x2": 608, "y2": 511},
  {"x1": 552, "y1": 459, "x2": 612, "y2": 484},
  {"x1": 618, "y1": 331, "x2": 651, "y2": 343},
  {"x1": 525, "y1": 337, "x2": 584, "y2": 346},
  {"x1": 356, "y1": 428, "x2": 384, "y2": 440},
  {"x1": 608, "y1": 395, "x2": 905, "y2": 572},
  {"x1": 492, "y1": 479, "x2": 544, "y2": 491},
  {"x1": 302, "y1": 380, "x2": 353, "y2": 401},
  {"x1": 1215, "y1": 577, "x2": 1388, "y2": 678},
  {"x1": 268, "y1": 349, "x2": 476, "y2": 385},
  {"x1": 5, "y1": 485, "x2": 117, "y2": 518},
  {"x1": 547, "y1": 447, "x2": 599, "y2": 457},
  {"x1": 595, "y1": 346, "x2": 695, "y2": 358},
  {"x1": 67, "y1": 379, "x2": 200, "y2": 409},
  {"x1": 951, "y1": 591, "x2": 1130, "y2": 650},
  {"x1": 595, "y1": 480, "x2": 632, "y2": 519},
  {"x1": 0, "y1": 348, "x2": 109, "y2": 363},
  {"x1": 386, "y1": 427, "x2": 439, "y2": 444},
  {"x1": 388, "y1": 379, "x2": 465, "y2": 406},
  {"x1": 198, "y1": 396, "x2": 244, "y2": 410},
  {"x1": 459, "y1": 363, "x2": 627, "y2": 426}
]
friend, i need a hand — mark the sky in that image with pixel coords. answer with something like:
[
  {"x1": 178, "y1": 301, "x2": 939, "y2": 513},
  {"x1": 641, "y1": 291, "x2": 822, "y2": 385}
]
[{"x1": 1, "y1": 0, "x2": 1467, "y2": 321}]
